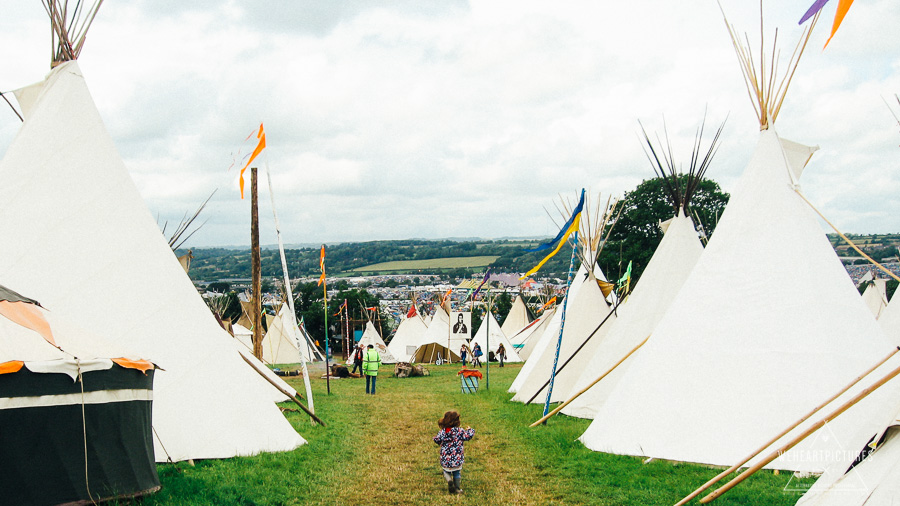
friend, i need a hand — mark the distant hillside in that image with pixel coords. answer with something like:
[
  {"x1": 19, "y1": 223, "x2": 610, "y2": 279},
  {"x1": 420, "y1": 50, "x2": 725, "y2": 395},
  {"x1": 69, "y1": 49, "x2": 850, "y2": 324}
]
[{"x1": 181, "y1": 239, "x2": 570, "y2": 282}]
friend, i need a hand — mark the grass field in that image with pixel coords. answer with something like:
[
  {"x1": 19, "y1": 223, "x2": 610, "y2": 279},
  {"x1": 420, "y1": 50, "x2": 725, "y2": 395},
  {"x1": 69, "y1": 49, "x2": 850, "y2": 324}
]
[
  {"x1": 143, "y1": 363, "x2": 813, "y2": 505},
  {"x1": 351, "y1": 255, "x2": 500, "y2": 272}
]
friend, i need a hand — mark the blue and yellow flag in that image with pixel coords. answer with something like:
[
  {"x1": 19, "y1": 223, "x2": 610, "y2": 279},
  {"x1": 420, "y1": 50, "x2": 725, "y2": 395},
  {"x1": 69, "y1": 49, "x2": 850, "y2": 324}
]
[{"x1": 521, "y1": 189, "x2": 585, "y2": 279}]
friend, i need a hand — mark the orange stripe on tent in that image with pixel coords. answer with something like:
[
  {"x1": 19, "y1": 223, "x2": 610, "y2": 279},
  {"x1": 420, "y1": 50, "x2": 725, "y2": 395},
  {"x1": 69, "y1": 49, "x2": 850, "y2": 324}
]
[
  {"x1": 0, "y1": 361, "x2": 24, "y2": 375},
  {"x1": 0, "y1": 300, "x2": 56, "y2": 347},
  {"x1": 112, "y1": 358, "x2": 155, "y2": 373}
]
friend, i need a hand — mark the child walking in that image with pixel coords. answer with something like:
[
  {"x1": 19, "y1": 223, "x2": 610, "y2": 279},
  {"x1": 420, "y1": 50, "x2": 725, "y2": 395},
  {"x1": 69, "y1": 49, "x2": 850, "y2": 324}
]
[{"x1": 433, "y1": 410, "x2": 475, "y2": 495}]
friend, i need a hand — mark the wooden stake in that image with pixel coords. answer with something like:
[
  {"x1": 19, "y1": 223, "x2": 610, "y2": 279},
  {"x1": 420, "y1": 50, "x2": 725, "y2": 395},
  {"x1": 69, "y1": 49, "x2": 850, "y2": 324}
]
[
  {"x1": 250, "y1": 167, "x2": 263, "y2": 360},
  {"x1": 700, "y1": 359, "x2": 900, "y2": 503},
  {"x1": 676, "y1": 346, "x2": 900, "y2": 505},
  {"x1": 530, "y1": 335, "x2": 649, "y2": 428},
  {"x1": 237, "y1": 349, "x2": 326, "y2": 427}
]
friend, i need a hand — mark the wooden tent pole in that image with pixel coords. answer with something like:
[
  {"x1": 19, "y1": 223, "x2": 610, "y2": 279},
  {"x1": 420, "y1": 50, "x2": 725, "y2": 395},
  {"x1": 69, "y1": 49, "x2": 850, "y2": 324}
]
[
  {"x1": 237, "y1": 350, "x2": 326, "y2": 427},
  {"x1": 700, "y1": 358, "x2": 900, "y2": 504},
  {"x1": 250, "y1": 167, "x2": 263, "y2": 360},
  {"x1": 795, "y1": 190, "x2": 900, "y2": 284},
  {"x1": 675, "y1": 346, "x2": 900, "y2": 505},
  {"x1": 530, "y1": 335, "x2": 649, "y2": 428}
]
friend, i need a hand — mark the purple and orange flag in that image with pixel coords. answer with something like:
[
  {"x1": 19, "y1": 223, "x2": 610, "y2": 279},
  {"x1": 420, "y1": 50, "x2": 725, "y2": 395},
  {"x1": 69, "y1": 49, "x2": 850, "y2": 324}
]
[
  {"x1": 799, "y1": 0, "x2": 855, "y2": 48},
  {"x1": 239, "y1": 123, "x2": 267, "y2": 199}
]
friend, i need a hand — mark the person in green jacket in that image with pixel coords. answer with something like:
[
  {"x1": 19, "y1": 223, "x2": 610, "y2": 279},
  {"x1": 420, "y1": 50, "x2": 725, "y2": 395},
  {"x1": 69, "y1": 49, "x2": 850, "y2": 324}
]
[{"x1": 363, "y1": 344, "x2": 381, "y2": 395}]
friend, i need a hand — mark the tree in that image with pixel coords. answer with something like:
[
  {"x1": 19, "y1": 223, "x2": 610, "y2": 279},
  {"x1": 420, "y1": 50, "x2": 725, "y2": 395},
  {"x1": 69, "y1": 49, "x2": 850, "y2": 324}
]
[
  {"x1": 495, "y1": 291, "x2": 513, "y2": 325},
  {"x1": 598, "y1": 176, "x2": 729, "y2": 284}
]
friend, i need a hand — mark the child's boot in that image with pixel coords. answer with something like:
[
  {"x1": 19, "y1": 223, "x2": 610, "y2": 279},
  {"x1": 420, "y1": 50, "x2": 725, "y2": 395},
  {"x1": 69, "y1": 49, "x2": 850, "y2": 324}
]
[
  {"x1": 443, "y1": 471, "x2": 457, "y2": 494},
  {"x1": 454, "y1": 476, "x2": 463, "y2": 494}
]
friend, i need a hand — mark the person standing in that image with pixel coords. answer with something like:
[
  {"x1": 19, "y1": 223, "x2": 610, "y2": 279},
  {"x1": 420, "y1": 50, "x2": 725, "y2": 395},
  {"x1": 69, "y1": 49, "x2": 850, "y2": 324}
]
[
  {"x1": 351, "y1": 344, "x2": 364, "y2": 375},
  {"x1": 496, "y1": 343, "x2": 506, "y2": 367},
  {"x1": 459, "y1": 345, "x2": 468, "y2": 366},
  {"x1": 363, "y1": 344, "x2": 381, "y2": 395},
  {"x1": 471, "y1": 343, "x2": 483, "y2": 368}
]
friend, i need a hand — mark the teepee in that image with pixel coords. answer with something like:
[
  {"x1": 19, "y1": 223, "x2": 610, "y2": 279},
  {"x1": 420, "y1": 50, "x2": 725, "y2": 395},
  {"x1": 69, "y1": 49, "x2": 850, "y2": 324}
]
[
  {"x1": 862, "y1": 278, "x2": 890, "y2": 319},
  {"x1": 562, "y1": 117, "x2": 721, "y2": 419},
  {"x1": 413, "y1": 306, "x2": 462, "y2": 364},
  {"x1": 470, "y1": 312, "x2": 522, "y2": 363},
  {"x1": 260, "y1": 305, "x2": 308, "y2": 364},
  {"x1": 580, "y1": 13, "x2": 900, "y2": 473},
  {"x1": 358, "y1": 321, "x2": 397, "y2": 364},
  {"x1": 509, "y1": 306, "x2": 556, "y2": 361},
  {"x1": 387, "y1": 308, "x2": 428, "y2": 363},
  {"x1": 500, "y1": 296, "x2": 533, "y2": 337},
  {"x1": 0, "y1": 5, "x2": 304, "y2": 462},
  {"x1": 880, "y1": 292, "x2": 900, "y2": 344}
]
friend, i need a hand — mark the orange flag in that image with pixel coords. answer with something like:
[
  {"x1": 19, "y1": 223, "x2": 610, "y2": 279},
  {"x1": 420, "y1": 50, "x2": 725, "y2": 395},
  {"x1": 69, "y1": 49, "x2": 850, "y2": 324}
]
[
  {"x1": 0, "y1": 300, "x2": 56, "y2": 347},
  {"x1": 239, "y1": 123, "x2": 267, "y2": 199},
  {"x1": 317, "y1": 245, "x2": 326, "y2": 286}
]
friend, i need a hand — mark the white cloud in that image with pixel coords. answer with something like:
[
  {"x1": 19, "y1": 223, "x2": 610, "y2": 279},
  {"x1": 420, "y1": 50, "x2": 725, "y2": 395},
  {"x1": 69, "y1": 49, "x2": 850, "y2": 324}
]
[{"x1": 1, "y1": 0, "x2": 898, "y2": 246}]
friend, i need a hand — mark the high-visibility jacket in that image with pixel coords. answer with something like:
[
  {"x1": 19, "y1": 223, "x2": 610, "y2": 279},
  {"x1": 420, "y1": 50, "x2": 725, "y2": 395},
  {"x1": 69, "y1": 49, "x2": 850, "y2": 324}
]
[{"x1": 363, "y1": 349, "x2": 381, "y2": 376}]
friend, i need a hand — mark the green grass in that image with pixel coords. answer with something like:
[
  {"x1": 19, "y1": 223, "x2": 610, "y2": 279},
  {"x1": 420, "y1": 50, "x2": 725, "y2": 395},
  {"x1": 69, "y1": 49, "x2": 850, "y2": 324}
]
[
  {"x1": 141, "y1": 364, "x2": 814, "y2": 505},
  {"x1": 351, "y1": 256, "x2": 500, "y2": 272}
]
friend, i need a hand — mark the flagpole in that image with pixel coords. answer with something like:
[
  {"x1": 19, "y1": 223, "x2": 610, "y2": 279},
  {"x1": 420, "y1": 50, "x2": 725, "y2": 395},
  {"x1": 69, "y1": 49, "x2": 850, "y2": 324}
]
[
  {"x1": 321, "y1": 245, "x2": 331, "y2": 395},
  {"x1": 485, "y1": 290, "x2": 490, "y2": 390},
  {"x1": 543, "y1": 231, "x2": 579, "y2": 419},
  {"x1": 250, "y1": 167, "x2": 263, "y2": 360}
]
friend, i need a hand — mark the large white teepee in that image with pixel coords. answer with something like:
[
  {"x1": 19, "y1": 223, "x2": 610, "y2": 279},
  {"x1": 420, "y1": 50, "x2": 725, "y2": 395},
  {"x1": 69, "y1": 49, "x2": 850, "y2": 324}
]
[
  {"x1": 0, "y1": 62, "x2": 305, "y2": 461},
  {"x1": 358, "y1": 321, "x2": 397, "y2": 364},
  {"x1": 500, "y1": 296, "x2": 533, "y2": 337},
  {"x1": 509, "y1": 306, "x2": 556, "y2": 361},
  {"x1": 470, "y1": 312, "x2": 521, "y2": 363},
  {"x1": 880, "y1": 293, "x2": 900, "y2": 344},
  {"x1": 260, "y1": 305, "x2": 310, "y2": 364},
  {"x1": 511, "y1": 274, "x2": 613, "y2": 404},
  {"x1": 563, "y1": 210, "x2": 703, "y2": 418},
  {"x1": 862, "y1": 279, "x2": 890, "y2": 319},
  {"x1": 579, "y1": 127, "x2": 900, "y2": 472},
  {"x1": 413, "y1": 307, "x2": 463, "y2": 363},
  {"x1": 387, "y1": 312, "x2": 428, "y2": 363}
]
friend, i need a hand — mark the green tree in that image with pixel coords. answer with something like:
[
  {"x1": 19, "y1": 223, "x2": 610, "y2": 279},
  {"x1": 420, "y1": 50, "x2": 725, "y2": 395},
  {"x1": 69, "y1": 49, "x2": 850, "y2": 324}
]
[
  {"x1": 598, "y1": 176, "x2": 729, "y2": 284},
  {"x1": 495, "y1": 291, "x2": 513, "y2": 325}
]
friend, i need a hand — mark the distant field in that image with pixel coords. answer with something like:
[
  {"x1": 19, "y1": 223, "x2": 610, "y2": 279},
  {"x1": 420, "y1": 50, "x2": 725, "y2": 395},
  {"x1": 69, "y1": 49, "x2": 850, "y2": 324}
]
[{"x1": 352, "y1": 256, "x2": 500, "y2": 272}]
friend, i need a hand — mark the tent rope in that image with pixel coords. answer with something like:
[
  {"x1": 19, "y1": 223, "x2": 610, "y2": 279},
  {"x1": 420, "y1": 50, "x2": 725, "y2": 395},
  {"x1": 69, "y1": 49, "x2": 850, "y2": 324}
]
[
  {"x1": 794, "y1": 189, "x2": 900, "y2": 284},
  {"x1": 77, "y1": 361, "x2": 99, "y2": 505},
  {"x1": 152, "y1": 426, "x2": 176, "y2": 466}
]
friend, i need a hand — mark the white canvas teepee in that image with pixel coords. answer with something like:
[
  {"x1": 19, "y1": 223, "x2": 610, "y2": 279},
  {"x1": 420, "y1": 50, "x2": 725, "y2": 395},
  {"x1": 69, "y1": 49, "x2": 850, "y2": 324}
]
[
  {"x1": 387, "y1": 311, "x2": 428, "y2": 363},
  {"x1": 413, "y1": 307, "x2": 463, "y2": 364},
  {"x1": 470, "y1": 312, "x2": 521, "y2": 363},
  {"x1": 261, "y1": 306, "x2": 306, "y2": 365},
  {"x1": 862, "y1": 279, "x2": 890, "y2": 319},
  {"x1": 579, "y1": 15, "x2": 900, "y2": 472},
  {"x1": 511, "y1": 274, "x2": 613, "y2": 404},
  {"x1": 0, "y1": 62, "x2": 305, "y2": 461},
  {"x1": 358, "y1": 321, "x2": 397, "y2": 364},
  {"x1": 500, "y1": 296, "x2": 533, "y2": 337},
  {"x1": 509, "y1": 306, "x2": 556, "y2": 361},
  {"x1": 562, "y1": 210, "x2": 703, "y2": 418},
  {"x1": 880, "y1": 293, "x2": 900, "y2": 344},
  {"x1": 509, "y1": 263, "x2": 593, "y2": 394},
  {"x1": 579, "y1": 127, "x2": 900, "y2": 472}
]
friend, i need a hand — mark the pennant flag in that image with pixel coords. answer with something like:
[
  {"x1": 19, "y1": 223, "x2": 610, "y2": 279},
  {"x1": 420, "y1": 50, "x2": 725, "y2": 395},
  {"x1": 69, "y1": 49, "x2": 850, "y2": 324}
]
[
  {"x1": 317, "y1": 245, "x2": 326, "y2": 286},
  {"x1": 441, "y1": 288, "x2": 453, "y2": 305},
  {"x1": 538, "y1": 296, "x2": 557, "y2": 313},
  {"x1": 521, "y1": 189, "x2": 585, "y2": 279},
  {"x1": 366, "y1": 306, "x2": 379, "y2": 312},
  {"x1": 472, "y1": 269, "x2": 492, "y2": 300},
  {"x1": 799, "y1": 0, "x2": 855, "y2": 48},
  {"x1": 0, "y1": 286, "x2": 56, "y2": 348},
  {"x1": 239, "y1": 123, "x2": 266, "y2": 199},
  {"x1": 407, "y1": 305, "x2": 417, "y2": 318},
  {"x1": 617, "y1": 261, "x2": 633, "y2": 296}
]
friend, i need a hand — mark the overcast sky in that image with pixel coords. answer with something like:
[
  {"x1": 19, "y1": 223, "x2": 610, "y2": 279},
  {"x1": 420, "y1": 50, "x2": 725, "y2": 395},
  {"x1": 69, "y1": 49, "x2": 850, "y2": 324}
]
[{"x1": 1, "y1": 1, "x2": 898, "y2": 247}]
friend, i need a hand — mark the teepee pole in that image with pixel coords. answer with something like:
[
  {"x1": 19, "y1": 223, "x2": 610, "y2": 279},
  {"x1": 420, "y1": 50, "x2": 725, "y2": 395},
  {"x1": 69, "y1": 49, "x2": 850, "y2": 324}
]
[
  {"x1": 700, "y1": 357, "x2": 900, "y2": 504},
  {"x1": 676, "y1": 346, "x2": 900, "y2": 505},
  {"x1": 263, "y1": 154, "x2": 316, "y2": 420},
  {"x1": 250, "y1": 167, "x2": 263, "y2": 360},
  {"x1": 542, "y1": 232, "x2": 579, "y2": 419},
  {"x1": 530, "y1": 335, "x2": 649, "y2": 427},
  {"x1": 795, "y1": 190, "x2": 900, "y2": 284}
]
